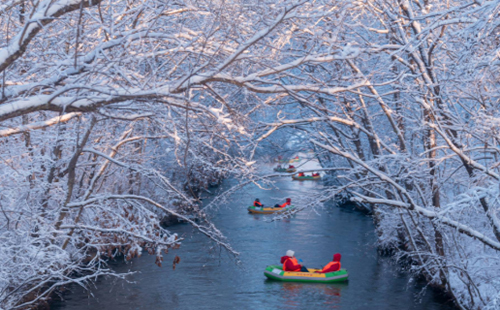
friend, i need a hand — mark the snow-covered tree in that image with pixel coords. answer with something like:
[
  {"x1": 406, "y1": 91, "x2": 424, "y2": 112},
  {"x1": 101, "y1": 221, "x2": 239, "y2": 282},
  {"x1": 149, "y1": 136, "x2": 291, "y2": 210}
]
[
  {"x1": 255, "y1": 1, "x2": 500, "y2": 309},
  {"x1": 0, "y1": 0, "x2": 357, "y2": 308},
  {"x1": 3, "y1": 0, "x2": 500, "y2": 308}
]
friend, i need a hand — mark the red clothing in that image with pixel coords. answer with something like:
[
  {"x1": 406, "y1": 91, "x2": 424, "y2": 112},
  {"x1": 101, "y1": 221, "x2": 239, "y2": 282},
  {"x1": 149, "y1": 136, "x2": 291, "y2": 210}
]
[
  {"x1": 280, "y1": 256, "x2": 301, "y2": 272},
  {"x1": 319, "y1": 253, "x2": 341, "y2": 273},
  {"x1": 254, "y1": 201, "x2": 263, "y2": 207},
  {"x1": 298, "y1": 172, "x2": 304, "y2": 177},
  {"x1": 280, "y1": 201, "x2": 291, "y2": 208}
]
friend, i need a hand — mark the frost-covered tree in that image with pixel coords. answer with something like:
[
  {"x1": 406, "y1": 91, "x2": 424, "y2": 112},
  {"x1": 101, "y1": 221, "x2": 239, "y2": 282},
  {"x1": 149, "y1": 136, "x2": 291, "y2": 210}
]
[
  {"x1": 3, "y1": 0, "x2": 500, "y2": 309},
  {"x1": 255, "y1": 1, "x2": 500, "y2": 309},
  {"x1": 0, "y1": 0, "x2": 347, "y2": 308}
]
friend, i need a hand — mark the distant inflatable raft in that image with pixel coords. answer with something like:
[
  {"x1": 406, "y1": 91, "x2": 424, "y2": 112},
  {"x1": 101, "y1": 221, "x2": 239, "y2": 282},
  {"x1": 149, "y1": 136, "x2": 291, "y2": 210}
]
[
  {"x1": 274, "y1": 168, "x2": 297, "y2": 173},
  {"x1": 247, "y1": 205, "x2": 295, "y2": 214},
  {"x1": 264, "y1": 265, "x2": 348, "y2": 283},
  {"x1": 292, "y1": 175, "x2": 321, "y2": 181},
  {"x1": 274, "y1": 157, "x2": 300, "y2": 164}
]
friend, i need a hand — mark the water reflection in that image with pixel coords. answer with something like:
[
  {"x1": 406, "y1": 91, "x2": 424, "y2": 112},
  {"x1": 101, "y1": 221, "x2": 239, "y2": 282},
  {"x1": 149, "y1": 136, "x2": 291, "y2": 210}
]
[
  {"x1": 51, "y1": 165, "x2": 456, "y2": 310},
  {"x1": 275, "y1": 282, "x2": 343, "y2": 309}
]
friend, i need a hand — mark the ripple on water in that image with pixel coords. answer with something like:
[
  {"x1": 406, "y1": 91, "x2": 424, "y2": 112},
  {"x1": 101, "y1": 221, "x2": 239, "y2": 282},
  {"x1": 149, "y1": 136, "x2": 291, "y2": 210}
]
[{"x1": 51, "y1": 165, "x2": 456, "y2": 310}]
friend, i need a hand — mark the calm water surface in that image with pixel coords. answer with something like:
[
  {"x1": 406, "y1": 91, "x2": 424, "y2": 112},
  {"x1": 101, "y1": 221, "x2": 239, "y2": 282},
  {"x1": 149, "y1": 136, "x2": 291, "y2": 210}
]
[{"x1": 52, "y1": 166, "x2": 456, "y2": 310}]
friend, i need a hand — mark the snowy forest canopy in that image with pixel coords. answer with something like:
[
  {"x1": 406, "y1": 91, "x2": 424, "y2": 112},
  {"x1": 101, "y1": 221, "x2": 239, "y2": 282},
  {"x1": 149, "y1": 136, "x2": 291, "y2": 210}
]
[{"x1": 1, "y1": 0, "x2": 500, "y2": 309}]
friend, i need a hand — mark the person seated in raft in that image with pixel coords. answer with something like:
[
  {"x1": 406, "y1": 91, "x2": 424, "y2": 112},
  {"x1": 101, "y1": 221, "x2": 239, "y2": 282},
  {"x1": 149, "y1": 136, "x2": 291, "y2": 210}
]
[
  {"x1": 281, "y1": 250, "x2": 309, "y2": 272},
  {"x1": 288, "y1": 165, "x2": 295, "y2": 169},
  {"x1": 312, "y1": 172, "x2": 320, "y2": 177},
  {"x1": 274, "y1": 198, "x2": 291, "y2": 208},
  {"x1": 277, "y1": 164, "x2": 282, "y2": 169},
  {"x1": 253, "y1": 198, "x2": 264, "y2": 207},
  {"x1": 316, "y1": 253, "x2": 341, "y2": 273},
  {"x1": 298, "y1": 172, "x2": 305, "y2": 177}
]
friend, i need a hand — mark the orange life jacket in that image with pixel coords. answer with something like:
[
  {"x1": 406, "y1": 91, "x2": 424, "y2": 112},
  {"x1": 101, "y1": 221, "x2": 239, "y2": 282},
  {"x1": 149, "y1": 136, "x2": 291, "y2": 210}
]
[
  {"x1": 321, "y1": 261, "x2": 340, "y2": 273},
  {"x1": 254, "y1": 201, "x2": 263, "y2": 207},
  {"x1": 283, "y1": 257, "x2": 301, "y2": 272}
]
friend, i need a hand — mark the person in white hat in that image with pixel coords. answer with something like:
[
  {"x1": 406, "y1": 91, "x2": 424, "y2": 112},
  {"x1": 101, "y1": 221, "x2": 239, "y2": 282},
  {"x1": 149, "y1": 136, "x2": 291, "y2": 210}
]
[{"x1": 280, "y1": 250, "x2": 309, "y2": 272}]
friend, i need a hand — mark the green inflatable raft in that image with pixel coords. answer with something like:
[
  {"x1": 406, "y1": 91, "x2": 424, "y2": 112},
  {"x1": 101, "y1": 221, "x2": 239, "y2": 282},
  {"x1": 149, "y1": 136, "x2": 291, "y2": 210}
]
[
  {"x1": 292, "y1": 175, "x2": 321, "y2": 181},
  {"x1": 264, "y1": 265, "x2": 348, "y2": 283},
  {"x1": 247, "y1": 205, "x2": 295, "y2": 214}
]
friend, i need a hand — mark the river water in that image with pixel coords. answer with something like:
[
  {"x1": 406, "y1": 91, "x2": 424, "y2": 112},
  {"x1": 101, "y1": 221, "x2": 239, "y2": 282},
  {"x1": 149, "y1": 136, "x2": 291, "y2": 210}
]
[{"x1": 52, "y1": 165, "x2": 456, "y2": 310}]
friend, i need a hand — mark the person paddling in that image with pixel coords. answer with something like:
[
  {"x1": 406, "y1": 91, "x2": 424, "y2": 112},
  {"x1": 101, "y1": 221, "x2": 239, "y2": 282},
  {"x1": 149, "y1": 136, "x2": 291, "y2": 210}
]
[
  {"x1": 274, "y1": 198, "x2": 291, "y2": 208},
  {"x1": 253, "y1": 198, "x2": 264, "y2": 207},
  {"x1": 316, "y1": 253, "x2": 341, "y2": 273},
  {"x1": 281, "y1": 250, "x2": 309, "y2": 272}
]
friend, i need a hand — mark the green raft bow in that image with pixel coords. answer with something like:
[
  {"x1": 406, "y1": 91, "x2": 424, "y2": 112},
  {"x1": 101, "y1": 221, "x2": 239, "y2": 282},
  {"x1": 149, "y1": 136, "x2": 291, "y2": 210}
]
[{"x1": 264, "y1": 265, "x2": 348, "y2": 283}]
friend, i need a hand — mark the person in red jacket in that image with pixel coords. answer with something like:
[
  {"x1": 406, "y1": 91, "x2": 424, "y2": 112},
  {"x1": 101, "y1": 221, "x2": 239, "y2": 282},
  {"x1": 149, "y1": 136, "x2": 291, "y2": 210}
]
[
  {"x1": 281, "y1": 198, "x2": 291, "y2": 208},
  {"x1": 253, "y1": 198, "x2": 263, "y2": 207},
  {"x1": 298, "y1": 172, "x2": 305, "y2": 177},
  {"x1": 317, "y1": 253, "x2": 341, "y2": 273},
  {"x1": 280, "y1": 250, "x2": 309, "y2": 272},
  {"x1": 274, "y1": 198, "x2": 291, "y2": 208}
]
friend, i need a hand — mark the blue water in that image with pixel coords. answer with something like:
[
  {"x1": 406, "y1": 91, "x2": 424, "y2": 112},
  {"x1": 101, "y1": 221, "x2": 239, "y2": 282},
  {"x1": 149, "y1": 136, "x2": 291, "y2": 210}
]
[{"x1": 51, "y1": 172, "x2": 456, "y2": 310}]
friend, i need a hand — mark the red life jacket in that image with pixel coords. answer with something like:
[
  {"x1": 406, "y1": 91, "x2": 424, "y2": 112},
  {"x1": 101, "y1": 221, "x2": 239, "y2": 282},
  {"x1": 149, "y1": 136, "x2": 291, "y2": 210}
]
[
  {"x1": 321, "y1": 261, "x2": 340, "y2": 273},
  {"x1": 254, "y1": 201, "x2": 263, "y2": 207},
  {"x1": 320, "y1": 253, "x2": 342, "y2": 273},
  {"x1": 283, "y1": 257, "x2": 301, "y2": 272},
  {"x1": 280, "y1": 201, "x2": 290, "y2": 208}
]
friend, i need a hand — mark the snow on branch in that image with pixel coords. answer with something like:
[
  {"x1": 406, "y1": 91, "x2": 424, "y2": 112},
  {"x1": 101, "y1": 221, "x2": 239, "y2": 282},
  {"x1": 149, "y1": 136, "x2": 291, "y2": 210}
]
[
  {"x1": 0, "y1": 0, "x2": 102, "y2": 73},
  {"x1": 0, "y1": 112, "x2": 81, "y2": 137},
  {"x1": 351, "y1": 192, "x2": 500, "y2": 251}
]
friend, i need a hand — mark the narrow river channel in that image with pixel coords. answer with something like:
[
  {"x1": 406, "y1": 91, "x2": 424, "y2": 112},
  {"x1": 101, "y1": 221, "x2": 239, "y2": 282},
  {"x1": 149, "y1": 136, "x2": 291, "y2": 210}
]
[{"x1": 52, "y1": 164, "x2": 456, "y2": 310}]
